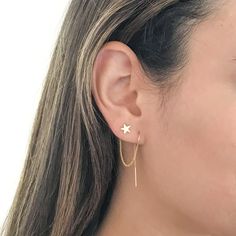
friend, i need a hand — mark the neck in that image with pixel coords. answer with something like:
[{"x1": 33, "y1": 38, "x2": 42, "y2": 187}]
[{"x1": 95, "y1": 155, "x2": 210, "y2": 236}]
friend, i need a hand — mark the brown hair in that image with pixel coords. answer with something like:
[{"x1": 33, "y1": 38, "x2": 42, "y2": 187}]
[{"x1": 1, "y1": 1, "x2": 218, "y2": 235}]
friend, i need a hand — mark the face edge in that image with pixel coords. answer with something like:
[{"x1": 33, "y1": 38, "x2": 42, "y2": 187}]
[{"x1": 142, "y1": 1, "x2": 236, "y2": 235}]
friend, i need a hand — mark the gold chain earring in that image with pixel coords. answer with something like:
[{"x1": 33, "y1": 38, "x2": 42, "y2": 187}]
[{"x1": 119, "y1": 123, "x2": 141, "y2": 188}]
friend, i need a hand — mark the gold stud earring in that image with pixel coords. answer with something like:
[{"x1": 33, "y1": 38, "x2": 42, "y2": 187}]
[{"x1": 119, "y1": 123, "x2": 141, "y2": 188}]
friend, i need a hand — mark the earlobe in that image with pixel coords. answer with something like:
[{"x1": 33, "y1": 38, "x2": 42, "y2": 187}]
[{"x1": 91, "y1": 41, "x2": 144, "y2": 144}]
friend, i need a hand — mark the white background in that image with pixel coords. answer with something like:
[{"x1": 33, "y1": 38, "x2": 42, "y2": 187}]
[{"x1": 0, "y1": 0, "x2": 70, "y2": 229}]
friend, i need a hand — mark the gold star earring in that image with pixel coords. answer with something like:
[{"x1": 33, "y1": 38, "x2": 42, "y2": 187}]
[{"x1": 119, "y1": 123, "x2": 141, "y2": 188}]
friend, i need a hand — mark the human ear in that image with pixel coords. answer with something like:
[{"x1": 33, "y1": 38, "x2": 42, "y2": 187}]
[{"x1": 92, "y1": 41, "x2": 146, "y2": 144}]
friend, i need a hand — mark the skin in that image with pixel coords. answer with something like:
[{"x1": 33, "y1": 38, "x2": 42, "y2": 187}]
[{"x1": 92, "y1": 1, "x2": 236, "y2": 235}]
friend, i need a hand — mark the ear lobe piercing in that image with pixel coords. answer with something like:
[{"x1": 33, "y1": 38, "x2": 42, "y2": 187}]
[
  {"x1": 119, "y1": 123, "x2": 141, "y2": 188},
  {"x1": 121, "y1": 123, "x2": 131, "y2": 134}
]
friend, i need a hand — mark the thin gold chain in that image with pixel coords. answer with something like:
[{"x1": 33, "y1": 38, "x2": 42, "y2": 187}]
[{"x1": 119, "y1": 132, "x2": 140, "y2": 167}]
